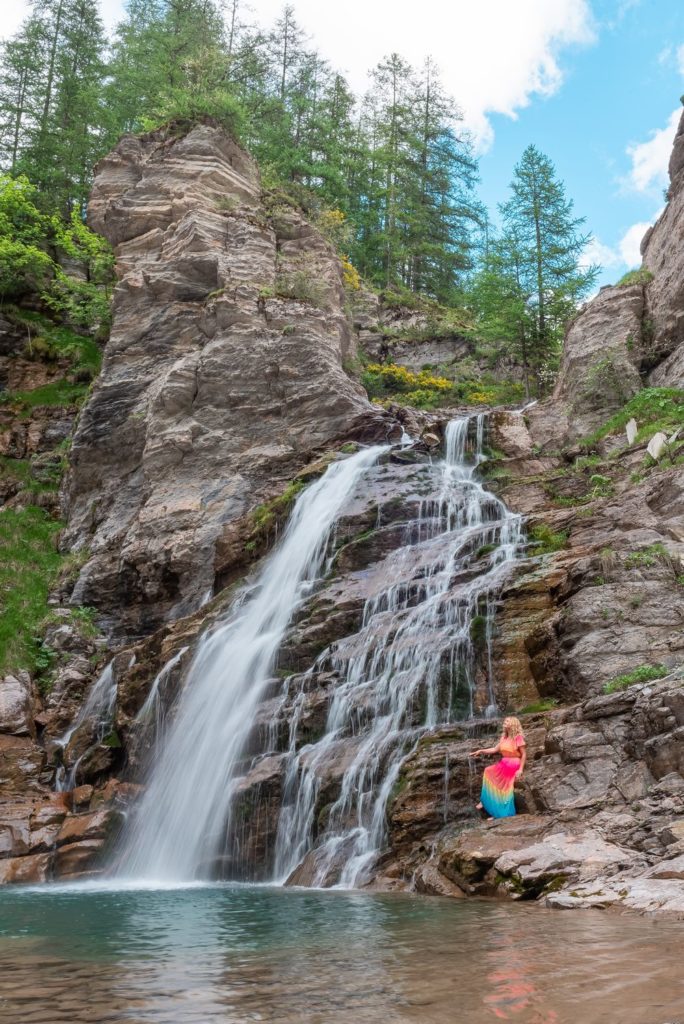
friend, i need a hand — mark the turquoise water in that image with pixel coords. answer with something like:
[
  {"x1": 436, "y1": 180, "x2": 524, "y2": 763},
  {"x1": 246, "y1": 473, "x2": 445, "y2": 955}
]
[{"x1": 0, "y1": 884, "x2": 682, "y2": 1023}]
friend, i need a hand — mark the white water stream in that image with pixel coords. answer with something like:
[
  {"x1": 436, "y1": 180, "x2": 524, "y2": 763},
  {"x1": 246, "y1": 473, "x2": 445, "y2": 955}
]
[
  {"x1": 117, "y1": 444, "x2": 388, "y2": 881},
  {"x1": 55, "y1": 659, "x2": 120, "y2": 792},
  {"x1": 116, "y1": 417, "x2": 522, "y2": 886},
  {"x1": 271, "y1": 417, "x2": 523, "y2": 886}
]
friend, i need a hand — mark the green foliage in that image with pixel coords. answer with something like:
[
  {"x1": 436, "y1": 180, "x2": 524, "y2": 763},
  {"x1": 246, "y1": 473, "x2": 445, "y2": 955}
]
[
  {"x1": 624, "y1": 543, "x2": 670, "y2": 569},
  {"x1": 361, "y1": 362, "x2": 452, "y2": 409},
  {"x1": 528, "y1": 524, "x2": 568, "y2": 555},
  {"x1": 0, "y1": 379, "x2": 89, "y2": 416},
  {"x1": 8, "y1": 306, "x2": 101, "y2": 374},
  {"x1": 602, "y1": 664, "x2": 668, "y2": 694},
  {"x1": 616, "y1": 267, "x2": 654, "y2": 287},
  {"x1": 0, "y1": 506, "x2": 64, "y2": 674},
  {"x1": 518, "y1": 698, "x2": 558, "y2": 714},
  {"x1": 250, "y1": 480, "x2": 306, "y2": 541},
  {"x1": 275, "y1": 271, "x2": 327, "y2": 306},
  {"x1": 0, "y1": 175, "x2": 54, "y2": 297},
  {"x1": 580, "y1": 388, "x2": 684, "y2": 447},
  {"x1": 0, "y1": 175, "x2": 113, "y2": 329},
  {"x1": 470, "y1": 145, "x2": 597, "y2": 396}
]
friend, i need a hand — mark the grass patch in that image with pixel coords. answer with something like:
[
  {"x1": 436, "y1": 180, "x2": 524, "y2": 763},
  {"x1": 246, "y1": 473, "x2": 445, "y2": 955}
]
[
  {"x1": 0, "y1": 380, "x2": 89, "y2": 417},
  {"x1": 3, "y1": 306, "x2": 101, "y2": 375},
  {"x1": 579, "y1": 388, "x2": 684, "y2": 448},
  {"x1": 0, "y1": 506, "x2": 65, "y2": 674},
  {"x1": 519, "y1": 698, "x2": 558, "y2": 715},
  {"x1": 615, "y1": 268, "x2": 654, "y2": 288},
  {"x1": 624, "y1": 542, "x2": 670, "y2": 569},
  {"x1": 602, "y1": 663, "x2": 669, "y2": 694},
  {"x1": 528, "y1": 524, "x2": 569, "y2": 554}
]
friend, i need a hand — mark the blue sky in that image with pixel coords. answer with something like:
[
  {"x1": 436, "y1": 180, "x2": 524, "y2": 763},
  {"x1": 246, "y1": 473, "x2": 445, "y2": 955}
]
[
  {"x1": 4, "y1": 0, "x2": 684, "y2": 287},
  {"x1": 476, "y1": 0, "x2": 684, "y2": 286}
]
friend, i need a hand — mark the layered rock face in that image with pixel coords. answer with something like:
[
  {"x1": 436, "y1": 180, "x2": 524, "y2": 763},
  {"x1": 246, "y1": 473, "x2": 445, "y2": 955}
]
[
  {"x1": 643, "y1": 107, "x2": 684, "y2": 385},
  {"x1": 62, "y1": 120, "x2": 392, "y2": 638}
]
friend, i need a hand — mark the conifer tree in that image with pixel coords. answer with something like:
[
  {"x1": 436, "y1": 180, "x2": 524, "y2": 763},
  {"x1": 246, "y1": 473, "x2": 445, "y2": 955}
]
[{"x1": 499, "y1": 144, "x2": 597, "y2": 375}]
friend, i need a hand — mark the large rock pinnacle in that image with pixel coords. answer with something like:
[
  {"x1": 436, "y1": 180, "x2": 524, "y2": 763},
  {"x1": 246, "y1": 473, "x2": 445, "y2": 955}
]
[{"x1": 62, "y1": 120, "x2": 393, "y2": 638}]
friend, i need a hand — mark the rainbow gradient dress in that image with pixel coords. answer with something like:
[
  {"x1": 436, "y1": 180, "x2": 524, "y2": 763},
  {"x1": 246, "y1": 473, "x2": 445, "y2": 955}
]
[{"x1": 480, "y1": 734, "x2": 524, "y2": 818}]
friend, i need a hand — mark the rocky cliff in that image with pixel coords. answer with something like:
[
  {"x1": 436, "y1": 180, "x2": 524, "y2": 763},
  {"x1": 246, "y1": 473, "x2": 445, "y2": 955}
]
[
  {"x1": 62, "y1": 119, "x2": 394, "y2": 638},
  {"x1": 0, "y1": 118, "x2": 682, "y2": 913}
]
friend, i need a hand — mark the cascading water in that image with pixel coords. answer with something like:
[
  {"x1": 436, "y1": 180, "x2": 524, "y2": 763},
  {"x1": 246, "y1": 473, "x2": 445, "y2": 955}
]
[
  {"x1": 271, "y1": 416, "x2": 523, "y2": 886},
  {"x1": 55, "y1": 658, "x2": 120, "y2": 792},
  {"x1": 117, "y1": 443, "x2": 388, "y2": 882}
]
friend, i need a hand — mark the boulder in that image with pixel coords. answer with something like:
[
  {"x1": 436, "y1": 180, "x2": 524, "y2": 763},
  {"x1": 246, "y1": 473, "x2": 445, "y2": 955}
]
[{"x1": 0, "y1": 672, "x2": 34, "y2": 736}]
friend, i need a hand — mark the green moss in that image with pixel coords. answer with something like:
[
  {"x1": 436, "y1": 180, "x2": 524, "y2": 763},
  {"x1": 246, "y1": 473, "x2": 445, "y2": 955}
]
[
  {"x1": 102, "y1": 729, "x2": 122, "y2": 749},
  {"x1": 0, "y1": 506, "x2": 65, "y2": 674},
  {"x1": 475, "y1": 543, "x2": 497, "y2": 559},
  {"x1": 528, "y1": 524, "x2": 568, "y2": 555},
  {"x1": 602, "y1": 664, "x2": 669, "y2": 694},
  {"x1": 469, "y1": 614, "x2": 487, "y2": 649},
  {"x1": 249, "y1": 480, "x2": 306, "y2": 543}
]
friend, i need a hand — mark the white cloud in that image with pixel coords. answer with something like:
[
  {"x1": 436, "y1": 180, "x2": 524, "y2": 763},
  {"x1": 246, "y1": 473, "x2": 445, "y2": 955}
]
[
  {"x1": 3, "y1": 0, "x2": 596, "y2": 152},
  {"x1": 618, "y1": 221, "x2": 654, "y2": 267},
  {"x1": 256, "y1": 0, "x2": 596, "y2": 151},
  {"x1": 582, "y1": 236, "x2": 621, "y2": 270},
  {"x1": 625, "y1": 108, "x2": 681, "y2": 193}
]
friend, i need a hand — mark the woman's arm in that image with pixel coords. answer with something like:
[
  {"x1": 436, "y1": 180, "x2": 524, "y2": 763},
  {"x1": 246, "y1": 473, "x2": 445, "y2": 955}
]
[
  {"x1": 516, "y1": 740, "x2": 527, "y2": 776},
  {"x1": 470, "y1": 740, "x2": 501, "y2": 757}
]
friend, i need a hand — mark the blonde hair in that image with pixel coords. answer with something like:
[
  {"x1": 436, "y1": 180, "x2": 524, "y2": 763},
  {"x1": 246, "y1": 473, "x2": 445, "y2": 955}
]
[{"x1": 503, "y1": 716, "x2": 524, "y2": 739}]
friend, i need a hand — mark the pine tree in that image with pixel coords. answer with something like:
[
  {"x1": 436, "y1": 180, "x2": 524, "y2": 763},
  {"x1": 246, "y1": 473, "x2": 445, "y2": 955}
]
[
  {"x1": 499, "y1": 145, "x2": 597, "y2": 377},
  {"x1": 0, "y1": 0, "x2": 107, "y2": 214}
]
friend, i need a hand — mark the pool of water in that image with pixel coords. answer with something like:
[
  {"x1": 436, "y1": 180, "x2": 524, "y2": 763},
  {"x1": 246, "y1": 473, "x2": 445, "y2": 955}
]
[{"x1": 0, "y1": 883, "x2": 682, "y2": 1023}]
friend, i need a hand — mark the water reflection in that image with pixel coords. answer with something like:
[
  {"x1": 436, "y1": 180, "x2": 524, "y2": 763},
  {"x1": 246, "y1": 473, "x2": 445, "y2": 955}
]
[{"x1": 0, "y1": 885, "x2": 682, "y2": 1023}]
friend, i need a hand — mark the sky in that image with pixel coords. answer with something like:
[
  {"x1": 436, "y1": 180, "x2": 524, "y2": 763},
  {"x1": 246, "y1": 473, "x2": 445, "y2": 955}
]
[{"x1": 4, "y1": 0, "x2": 684, "y2": 287}]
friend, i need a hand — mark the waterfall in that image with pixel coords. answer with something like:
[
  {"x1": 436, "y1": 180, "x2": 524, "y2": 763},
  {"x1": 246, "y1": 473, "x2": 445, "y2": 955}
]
[
  {"x1": 117, "y1": 443, "x2": 388, "y2": 882},
  {"x1": 271, "y1": 416, "x2": 523, "y2": 887},
  {"x1": 54, "y1": 659, "x2": 119, "y2": 792}
]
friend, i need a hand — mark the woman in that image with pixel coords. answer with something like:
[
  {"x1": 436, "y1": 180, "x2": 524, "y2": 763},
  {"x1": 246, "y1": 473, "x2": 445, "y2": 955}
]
[{"x1": 470, "y1": 716, "x2": 526, "y2": 818}]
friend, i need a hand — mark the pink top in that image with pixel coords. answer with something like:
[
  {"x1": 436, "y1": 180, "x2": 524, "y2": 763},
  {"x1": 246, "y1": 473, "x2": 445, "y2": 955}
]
[{"x1": 500, "y1": 733, "x2": 525, "y2": 757}]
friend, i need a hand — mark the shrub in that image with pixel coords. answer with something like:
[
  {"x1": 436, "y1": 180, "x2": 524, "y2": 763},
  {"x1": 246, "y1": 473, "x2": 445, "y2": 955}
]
[{"x1": 275, "y1": 271, "x2": 327, "y2": 306}]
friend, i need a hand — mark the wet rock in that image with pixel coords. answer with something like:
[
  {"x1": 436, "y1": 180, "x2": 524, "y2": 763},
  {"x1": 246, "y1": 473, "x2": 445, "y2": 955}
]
[
  {"x1": 53, "y1": 839, "x2": 105, "y2": 879},
  {"x1": 55, "y1": 808, "x2": 122, "y2": 847},
  {"x1": 413, "y1": 860, "x2": 466, "y2": 897},
  {"x1": 0, "y1": 852, "x2": 52, "y2": 884}
]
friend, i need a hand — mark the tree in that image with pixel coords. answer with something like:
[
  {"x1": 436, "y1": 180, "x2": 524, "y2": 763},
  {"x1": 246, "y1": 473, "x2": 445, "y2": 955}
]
[
  {"x1": 0, "y1": 0, "x2": 108, "y2": 215},
  {"x1": 499, "y1": 145, "x2": 597, "y2": 380}
]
